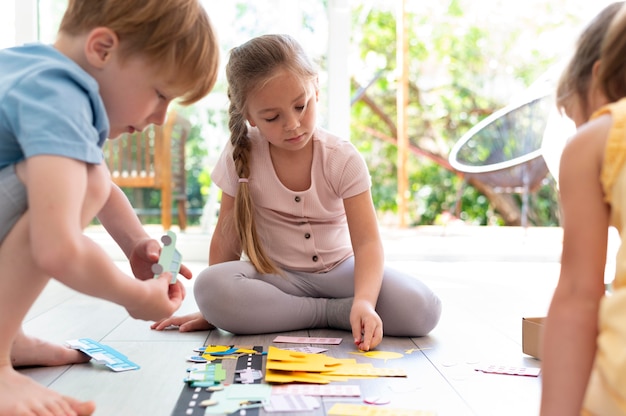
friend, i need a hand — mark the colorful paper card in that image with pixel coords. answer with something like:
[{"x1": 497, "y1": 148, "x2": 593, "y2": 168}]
[
  {"x1": 271, "y1": 384, "x2": 361, "y2": 397},
  {"x1": 65, "y1": 338, "x2": 139, "y2": 372},
  {"x1": 273, "y1": 336, "x2": 342, "y2": 344},
  {"x1": 203, "y1": 384, "x2": 272, "y2": 415},
  {"x1": 475, "y1": 364, "x2": 541, "y2": 377},
  {"x1": 328, "y1": 403, "x2": 437, "y2": 416},
  {"x1": 263, "y1": 395, "x2": 320, "y2": 412},
  {"x1": 265, "y1": 346, "x2": 407, "y2": 384}
]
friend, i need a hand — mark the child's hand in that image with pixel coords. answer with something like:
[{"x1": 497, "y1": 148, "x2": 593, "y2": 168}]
[
  {"x1": 151, "y1": 311, "x2": 216, "y2": 332},
  {"x1": 129, "y1": 237, "x2": 193, "y2": 282},
  {"x1": 125, "y1": 273, "x2": 184, "y2": 321},
  {"x1": 350, "y1": 299, "x2": 383, "y2": 351}
]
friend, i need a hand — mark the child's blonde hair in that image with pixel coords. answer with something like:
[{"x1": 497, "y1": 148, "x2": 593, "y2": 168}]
[
  {"x1": 58, "y1": 0, "x2": 219, "y2": 105},
  {"x1": 225, "y1": 34, "x2": 318, "y2": 274},
  {"x1": 556, "y1": 2, "x2": 624, "y2": 115},
  {"x1": 600, "y1": 3, "x2": 626, "y2": 101}
]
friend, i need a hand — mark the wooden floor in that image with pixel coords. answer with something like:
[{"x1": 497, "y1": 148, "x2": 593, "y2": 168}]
[{"x1": 19, "y1": 225, "x2": 570, "y2": 416}]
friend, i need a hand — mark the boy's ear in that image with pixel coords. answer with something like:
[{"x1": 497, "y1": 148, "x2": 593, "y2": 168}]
[{"x1": 84, "y1": 27, "x2": 119, "y2": 68}]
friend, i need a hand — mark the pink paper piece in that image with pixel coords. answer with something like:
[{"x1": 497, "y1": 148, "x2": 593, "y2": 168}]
[
  {"x1": 272, "y1": 336, "x2": 342, "y2": 345},
  {"x1": 475, "y1": 364, "x2": 541, "y2": 377},
  {"x1": 272, "y1": 384, "x2": 361, "y2": 397}
]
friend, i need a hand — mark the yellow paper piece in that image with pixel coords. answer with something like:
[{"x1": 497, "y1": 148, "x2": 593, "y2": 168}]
[
  {"x1": 405, "y1": 348, "x2": 430, "y2": 354},
  {"x1": 265, "y1": 369, "x2": 334, "y2": 384},
  {"x1": 265, "y1": 346, "x2": 407, "y2": 384},
  {"x1": 350, "y1": 351, "x2": 404, "y2": 360},
  {"x1": 326, "y1": 364, "x2": 406, "y2": 377},
  {"x1": 328, "y1": 403, "x2": 437, "y2": 416},
  {"x1": 203, "y1": 345, "x2": 231, "y2": 353}
]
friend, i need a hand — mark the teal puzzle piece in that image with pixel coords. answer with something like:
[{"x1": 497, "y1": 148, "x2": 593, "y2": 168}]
[
  {"x1": 66, "y1": 338, "x2": 140, "y2": 372},
  {"x1": 151, "y1": 231, "x2": 182, "y2": 284}
]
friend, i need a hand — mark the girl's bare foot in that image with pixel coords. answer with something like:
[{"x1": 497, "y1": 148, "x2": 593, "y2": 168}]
[
  {"x1": 0, "y1": 365, "x2": 95, "y2": 415},
  {"x1": 11, "y1": 332, "x2": 90, "y2": 368}
]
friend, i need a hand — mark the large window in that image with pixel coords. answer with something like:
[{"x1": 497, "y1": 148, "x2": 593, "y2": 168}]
[
  {"x1": 38, "y1": 0, "x2": 68, "y2": 43},
  {"x1": 0, "y1": 2, "x2": 15, "y2": 49}
]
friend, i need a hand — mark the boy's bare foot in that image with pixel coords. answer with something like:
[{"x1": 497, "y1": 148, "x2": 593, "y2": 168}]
[
  {"x1": 0, "y1": 365, "x2": 95, "y2": 415},
  {"x1": 11, "y1": 331, "x2": 90, "y2": 368}
]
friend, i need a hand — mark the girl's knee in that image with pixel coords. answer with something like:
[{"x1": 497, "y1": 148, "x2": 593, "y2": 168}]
[
  {"x1": 193, "y1": 267, "x2": 221, "y2": 303},
  {"x1": 417, "y1": 293, "x2": 442, "y2": 335}
]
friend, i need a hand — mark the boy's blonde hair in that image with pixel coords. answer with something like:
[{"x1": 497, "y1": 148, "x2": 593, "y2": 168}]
[
  {"x1": 58, "y1": 0, "x2": 219, "y2": 105},
  {"x1": 225, "y1": 34, "x2": 318, "y2": 274},
  {"x1": 556, "y1": 2, "x2": 623, "y2": 115}
]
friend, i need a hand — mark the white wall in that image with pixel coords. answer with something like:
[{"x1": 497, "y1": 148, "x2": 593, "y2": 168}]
[{"x1": 0, "y1": 0, "x2": 38, "y2": 48}]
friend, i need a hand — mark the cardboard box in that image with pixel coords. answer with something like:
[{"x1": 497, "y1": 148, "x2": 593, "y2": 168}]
[{"x1": 522, "y1": 317, "x2": 545, "y2": 360}]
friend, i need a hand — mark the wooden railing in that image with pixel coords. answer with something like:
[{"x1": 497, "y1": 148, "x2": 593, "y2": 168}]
[{"x1": 103, "y1": 111, "x2": 190, "y2": 230}]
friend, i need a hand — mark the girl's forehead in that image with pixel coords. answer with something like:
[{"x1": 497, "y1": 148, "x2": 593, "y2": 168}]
[{"x1": 256, "y1": 71, "x2": 312, "y2": 97}]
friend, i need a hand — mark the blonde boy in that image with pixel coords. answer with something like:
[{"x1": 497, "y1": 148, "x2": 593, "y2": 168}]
[{"x1": 0, "y1": 0, "x2": 219, "y2": 414}]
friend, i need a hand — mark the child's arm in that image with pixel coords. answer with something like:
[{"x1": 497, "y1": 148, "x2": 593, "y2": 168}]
[
  {"x1": 344, "y1": 190, "x2": 384, "y2": 351},
  {"x1": 152, "y1": 193, "x2": 240, "y2": 332},
  {"x1": 540, "y1": 117, "x2": 611, "y2": 415},
  {"x1": 208, "y1": 193, "x2": 242, "y2": 265},
  {"x1": 24, "y1": 155, "x2": 182, "y2": 321},
  {"x1": 97, "y1": 182, "x2": 192, "y2": 282}
]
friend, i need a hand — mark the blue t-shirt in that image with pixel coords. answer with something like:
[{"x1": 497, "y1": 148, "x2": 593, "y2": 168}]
[{"x1": 0, "y1": 43, "x2": 109, "y2": 170}]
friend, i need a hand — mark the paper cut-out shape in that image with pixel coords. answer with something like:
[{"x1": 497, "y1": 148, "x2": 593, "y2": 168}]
[
  {"x1": 475, "y1": 364, "x2": 541, "y2": 377},
  {"x1": 151, "y1": 231, "x2": 181, "y2": 284},
  {"x1": 328, "y1": 403, "x2": 436, "y2": 416},
  {"x1": 203, "y1": 384, "x2": 272, "y2": 415},
  {"x1": 405, "y1": 348, "x2": 431, "y2": 354},
  {"x1": 281, "y1": 346, "x2": 328, "y2": 354},
  {"x1": 271, "y1": 384, "x2": 361, "y2": 397},
  {"x1": 264, "y1": 395, "x2": 320, "y2": 412},
  {"x1": 65, "y1": 338, "x2": 139, "y2": 372},
  {"x1": 273, "y1": 336, "x2": 342, "y2": 345},
  {"x1": 265, "y1": 346, "x2": 407, "y2": 384},
  {"x1": 350, "y1": 350, "x2": 404, "y2": 360},
  {"x1": 364, "y1": 396, "x2": 391, "y2": 405},
  {"x1": 197, "y1": 345, "x2": 264, "y2": 360},
  {"x1": 184, "y1": 363, "x2": 226, "y2": 387}
]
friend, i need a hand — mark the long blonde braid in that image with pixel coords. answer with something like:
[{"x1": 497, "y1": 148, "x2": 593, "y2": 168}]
[{"x1": 224, "y1": 34, "x2": 318, "y2": 274}]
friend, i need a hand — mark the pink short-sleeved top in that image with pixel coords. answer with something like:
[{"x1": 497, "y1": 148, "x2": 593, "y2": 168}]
[{"x1": 211, "y1": 126, "x2": 372, "y2": 272}]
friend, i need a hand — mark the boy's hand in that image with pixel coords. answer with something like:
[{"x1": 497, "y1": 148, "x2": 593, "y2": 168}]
[
  {"x1": 129, "y1": 237, "x2": 193, "y2": 281},
  {"x1": 125, "y1": 273, "x2": 184, "y2": 321},
  {"x1": 350, "y1": 299, "x2": 383, "y2": 351}
]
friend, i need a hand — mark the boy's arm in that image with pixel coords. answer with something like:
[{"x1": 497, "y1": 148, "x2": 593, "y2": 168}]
[
  {"x1": 25, "y1": 155, "x2": 182, "y2": 321},
  {"x1": 344, "y1": 190, "x2": 384, "y2": 351},
  {"x1": 97, "y1": 178, "x2": 192, "y2": 281},
  {"x1": 96, "y1": 181, "x2": 150, "y2": 259}
]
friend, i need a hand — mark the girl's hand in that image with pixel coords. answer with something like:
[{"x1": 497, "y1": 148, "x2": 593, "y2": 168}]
[
  {"x1": 151, "y1": 311, "x2": 215, "y2": 332},
  {"x1": 125, "y1": 273, "x2": 184, "y2": 321},
  {"x1": 350, "y1": 299, "x2": 383, "y2": 351}
]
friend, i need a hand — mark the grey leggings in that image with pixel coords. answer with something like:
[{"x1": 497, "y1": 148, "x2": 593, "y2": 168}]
[{"x1": 193, "y1": 256, "x2": 441, "y2": 336}]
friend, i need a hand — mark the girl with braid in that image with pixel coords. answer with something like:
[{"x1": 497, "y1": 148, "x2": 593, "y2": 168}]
[{"x1": 152, "y1": 34, "x2": 441, "y2": 351}]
